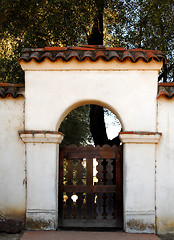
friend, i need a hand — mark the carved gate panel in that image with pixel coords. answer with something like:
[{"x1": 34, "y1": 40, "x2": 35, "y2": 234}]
[{"x1": 59, "y1": 144, "x2": 123, "y2": 228}]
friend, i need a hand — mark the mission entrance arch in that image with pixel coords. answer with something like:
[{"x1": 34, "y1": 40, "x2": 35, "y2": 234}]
[{"x1": 19, "y1": 46, "x2": 164, "y2": 233}]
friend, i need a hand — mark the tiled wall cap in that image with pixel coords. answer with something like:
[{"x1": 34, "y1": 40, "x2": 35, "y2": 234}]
[{"x1": 18, "y1": 46, "x2": 166, "y2": 64}]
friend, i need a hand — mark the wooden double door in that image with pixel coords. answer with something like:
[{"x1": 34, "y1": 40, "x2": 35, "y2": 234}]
[{"x1": 58, "y1": 144, "x2": 123, "y2": 229}]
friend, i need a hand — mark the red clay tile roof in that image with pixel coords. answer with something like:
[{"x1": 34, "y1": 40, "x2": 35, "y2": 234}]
[
  {"x1": 157, "y1": 83, "x2": 174, "y2": 99},
  {"x1": 0, "y1": 83, "x2": 24, "y2": 98},
  {"x1": 18, "y1": 45, "x2": 166, "y2": 63}
]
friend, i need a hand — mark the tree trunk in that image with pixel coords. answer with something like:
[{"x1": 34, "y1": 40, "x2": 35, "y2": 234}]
[
  {"x1": 88, "y1": 1, "x2": 120, "y2": 147},
  {"x1": 90, "y1": 105, "x2": 108, "y2": 146},
  {"x1": 90, "y1": 105, "x2": 120, "y2": 147}
]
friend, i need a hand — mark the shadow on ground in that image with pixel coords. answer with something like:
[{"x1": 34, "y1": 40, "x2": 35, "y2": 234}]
[
  {"x1": 0, "y1": 232, "x2": 23, "y2": 240},
  {"x1": 158, "y1": 234, "x2": 174, "y2": 240}
]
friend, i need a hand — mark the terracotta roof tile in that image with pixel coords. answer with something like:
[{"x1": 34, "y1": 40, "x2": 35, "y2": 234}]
[
  {"x1": 18, "y1": 45, "x2": 166, "y2": 64},
  {"x1": 133, "y1": 51, "x2": 146, "y2": 61},
  {"x1": 157, "y1": 83, "x2": 174, "y2": 99},
  {"x1": 0, "y1": 83, "x2": 24, "y2": 98},
  {"x1": 82, "y1": 50, "x2": 94, "y2": 60}
]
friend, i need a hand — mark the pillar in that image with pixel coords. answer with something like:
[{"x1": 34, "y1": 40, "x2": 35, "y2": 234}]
[
  {"x1": 19, "y1": 131, "x2": 64, "y2": 230},
  {"x1": 119, "y1": 131, "x2": 161, "y2": 233}
]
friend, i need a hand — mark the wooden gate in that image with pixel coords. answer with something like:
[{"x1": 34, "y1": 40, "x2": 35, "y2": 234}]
[{"x1": 58, "y1": 144, "x2": 123, "y2": 228}]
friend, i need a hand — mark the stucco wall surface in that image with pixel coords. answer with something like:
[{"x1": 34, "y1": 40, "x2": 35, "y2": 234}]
[
  {"x1": 156, "y1": 98, "x2": 174, "y2": 234},
  {"x1": 0, "y1": 97, "x2": 25, "y2": 222},
  {"x1": 24, "y1": 69, "x2": 158, "y2": 132},
  {"x1": 124, "y1": 143, "x2": 156, "y2": 233}
]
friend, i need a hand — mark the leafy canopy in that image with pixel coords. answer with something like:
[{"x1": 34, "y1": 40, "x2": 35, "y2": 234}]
[
  {"x1": 0, "y1": 0, "x2": 173, "y2": 82},
  {"x1": 59, "y1": 105, "x2": 93, "y2": 146}
]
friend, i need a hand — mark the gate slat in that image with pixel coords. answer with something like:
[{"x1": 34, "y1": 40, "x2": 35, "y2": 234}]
[
  {"x1": 63, "y1": 185, "x2": 117, "y2": 193},
  {"x1": 86, "y1": 157, "x2": 94, "y2": 220}
]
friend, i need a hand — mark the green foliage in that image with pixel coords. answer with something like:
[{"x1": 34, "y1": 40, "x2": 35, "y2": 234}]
[
  {"x1": 123, "y1": 0, "x2": 174, "y2": 61},
  {"x1": 59, "y1": 105, "x2": 93, "y2": 146},
  {"x1": 1, "y1": 0, "x2": 173, "y2": 83},
  {"x1": 0, "y1": 35, "x2": 24, "y2": 83},
  {"x1": 63, "y1": 159, "x2": 86, "y2": 185},
  {"x1": 0, "y1": 0, "x2": 96, "y2": 82}
]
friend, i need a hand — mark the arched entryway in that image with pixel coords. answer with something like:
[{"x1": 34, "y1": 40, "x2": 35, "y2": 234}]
[
  {"x1": 58, "y1": 104, "x2": 123, "y2": 229},
  {"x1": 19, "y1": 46, "x2": 163, "y2": 233}
]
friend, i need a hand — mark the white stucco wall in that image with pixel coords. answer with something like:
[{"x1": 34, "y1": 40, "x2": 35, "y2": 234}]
[
  {"x1": 0, "y1": 97, "x2": 25, "y2": 222},
  {"x1": 156, "y1": 97, "x2": 174, "y2": 234},
  {"x1": 124, "y1": 143, "x2": 156, "y2": 233},
  {"x1": 24, "y1": 68, "x2": 159, "y2": 132},
  {"x1": 2, "y1": 58, "x2": 174, "y2": 234},
  {"x1": 19, "y1": 59, "x2": 163, "y2": 232}
]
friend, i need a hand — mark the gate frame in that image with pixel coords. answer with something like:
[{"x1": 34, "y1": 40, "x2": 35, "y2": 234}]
[{"x1": 58, "y1": 144, "x2": 123, "y2": 228}]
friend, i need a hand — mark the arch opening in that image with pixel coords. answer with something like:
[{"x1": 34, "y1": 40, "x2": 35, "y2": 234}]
[
  {"x1": 58, "y1": 101, "x2": 123, "y2": 230},
  {"x1": 56, "y1": 99, "x2": 124, "y2": 145},
  {"x1": 58, "y1": 102, "x2": 123, "y2": 147},
  {"x1": 59, "y1": 143, "x2": 123, "y2": 229}
]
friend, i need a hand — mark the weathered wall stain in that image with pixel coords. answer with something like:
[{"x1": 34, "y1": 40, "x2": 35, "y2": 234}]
[
  {"x1": 26, "y1": 218, "x2": 55, "y2": 230},
  {"x1": 127, "y1": 219, "x2": 154, "y2": 232},
  {"x1": 157, "y1": 219, "x2": 174, "y2": 234},
  {"x1": 0, "y1": 208, "x2": 26, "y2": 227}
]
